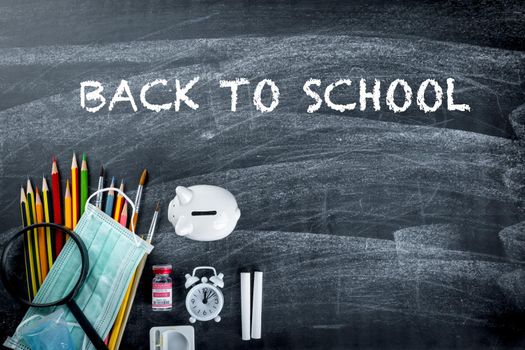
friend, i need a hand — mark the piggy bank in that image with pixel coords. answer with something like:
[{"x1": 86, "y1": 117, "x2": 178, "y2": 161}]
[{"x1": 168, "y1": 185, "x2": 241, "y2": 241}]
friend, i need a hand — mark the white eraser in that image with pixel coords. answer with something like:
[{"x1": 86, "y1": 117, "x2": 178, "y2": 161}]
[
  {"x1": 251, "y1": 271, "x2": 263, "y2": 339},
  {"x1": 240, "y1": 272, "x2": 251, "y2": 341}
]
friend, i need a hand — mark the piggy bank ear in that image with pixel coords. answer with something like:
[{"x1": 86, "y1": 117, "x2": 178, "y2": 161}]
[
  {"x1": 176, "y1": 186, "x2": 193, "y2": 205},
  {"x1": 175, "y1": 215, "x2": 194, "y2": 236}
]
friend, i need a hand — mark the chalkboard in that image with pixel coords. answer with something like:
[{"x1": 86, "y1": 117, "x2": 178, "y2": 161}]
[{"x1": 0, "y1": 0, "x2": 524, "y2": 349}]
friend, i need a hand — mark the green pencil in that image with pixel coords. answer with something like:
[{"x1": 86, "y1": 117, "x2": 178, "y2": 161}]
[{"x1": 80, "y1": 153, "x2": 88, "y2": 216}]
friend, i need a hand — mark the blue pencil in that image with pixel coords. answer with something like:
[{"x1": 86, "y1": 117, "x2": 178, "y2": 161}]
[{"x1": 104, "y1": 177, "x2": 116, "y2": 216}]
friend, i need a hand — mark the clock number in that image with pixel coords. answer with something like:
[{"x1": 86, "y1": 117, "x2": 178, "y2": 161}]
[
  {"x1": 191, "y1": 299, "x2": 195, "y2": 304},
  {"x1": 203, "y1": 311, "x2": 207, "y2": 316}
]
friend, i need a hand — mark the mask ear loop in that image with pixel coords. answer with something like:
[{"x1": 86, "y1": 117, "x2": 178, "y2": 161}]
[
  {"x1": 15, "y1": 314, "x2": 42, "y2": 334},
  {"x1": 85, "y1": 188, "x2": 140, "y2": 246}
]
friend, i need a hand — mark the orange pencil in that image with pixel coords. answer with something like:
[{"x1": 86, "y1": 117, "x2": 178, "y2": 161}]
[
  {"x1": 71, "y1": 153, "x2": 79, "y2": 228},
  {"x1": 113, "y1": 181, "x2": 125, "y2": 222},
  {"x1": 119, "y1": 203, "x2": 128, "y2": 227},
  {"x1": 35, "y1": 187, "x2": 49, "y2": 280},
  {"x1": 64, "y1": 180, "x2": 72, "y2": 230}
]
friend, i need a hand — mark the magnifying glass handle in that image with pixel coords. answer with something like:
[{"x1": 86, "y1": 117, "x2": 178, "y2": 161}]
[{"x1": 67, "y1": 300, "x2": 108, "y2": 350}]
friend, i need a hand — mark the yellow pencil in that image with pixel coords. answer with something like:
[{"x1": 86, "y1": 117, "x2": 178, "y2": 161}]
[
  {"x1": 42, "y1": 177, "x2": 54, "y2": 268},
  {"x1": 64, "y1": 180, "x2": 72, "y2": 230},
  {"x1": 108, "y1": 276, "x2": 135, "y2": 350},
  {"x1": 71, "y1": 153, "x2": 79, "y2": 228},
  {"x1": 26, "y1": 179, "x2": 42, "y2": 287},
  {"x1": 113, "y1": 181, "x2": 125, "y2": 222},
  {"x1": 20, "y1": 187, "x2": 37, "y2": 299},
  {"x1": 35, "y1": 187, "x2": 49, "y2": 280}
]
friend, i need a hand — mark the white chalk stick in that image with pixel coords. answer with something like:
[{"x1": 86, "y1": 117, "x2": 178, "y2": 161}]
[
  {"x1": 240, "y1": 272, "x2": 251, "y2": 341},
  {"x1": 251, "y1": 271, "x2": 263, "y2": 339}
]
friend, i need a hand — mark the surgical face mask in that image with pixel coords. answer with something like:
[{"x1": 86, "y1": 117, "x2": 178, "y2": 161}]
[
  {"x1": 16, "y1": 310, "x2": 74, "y2": 350},
  {"x1": 4, "y1": 189, "x2": 153, "y2": 350}
]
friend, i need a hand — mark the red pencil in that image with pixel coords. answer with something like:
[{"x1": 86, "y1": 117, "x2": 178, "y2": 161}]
[{"x1": 51, "y1": 157, "x2": 64, "y2": 255}]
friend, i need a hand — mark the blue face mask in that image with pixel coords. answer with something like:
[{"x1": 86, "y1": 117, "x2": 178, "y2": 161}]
[
  {"x1": 15, "y1": 310, "x2": 74, "y2": 350},
  {"x1": 5, "y1": 189, "x2": 153, "y2": 350}
]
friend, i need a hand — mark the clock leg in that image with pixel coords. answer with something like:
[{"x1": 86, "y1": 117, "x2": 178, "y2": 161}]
[
  {"x1": 190, "y1": 317, "x2": 196, "y2": 323},
  {"x1": 214, "y1": 316, "x2": 221, "y2": 322}
]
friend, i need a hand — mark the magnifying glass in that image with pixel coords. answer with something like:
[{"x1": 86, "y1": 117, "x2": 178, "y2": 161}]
[{"x1": 0, "y1": 223, "x2": 108, "y2": 350}]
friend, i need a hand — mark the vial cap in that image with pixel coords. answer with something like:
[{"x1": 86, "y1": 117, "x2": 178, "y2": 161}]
[{"x1": 152, "y1": 264, "x2": 172, "y2": 274}]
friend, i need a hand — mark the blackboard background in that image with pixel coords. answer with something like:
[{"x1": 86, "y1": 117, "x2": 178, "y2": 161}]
[{"x1": 1, "y1": 0, "x2": 525, "y2": 349}]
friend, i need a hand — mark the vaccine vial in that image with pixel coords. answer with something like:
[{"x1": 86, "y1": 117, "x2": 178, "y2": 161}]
[{"x1": 152, "y1": 264, "x2": 172, "y2": 311}]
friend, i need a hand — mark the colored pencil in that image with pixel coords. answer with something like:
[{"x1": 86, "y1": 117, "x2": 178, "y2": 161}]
[
  {"x1": 26, "y1": 179, "x2": 42, "y2": 287},
  {"x1": 64, "y1": 180, "x2": 72, "y2": 230},
  {"x1": 42, "y1": 177, "x2": 54, "y2": 268},
  {"x1": 104, "y1": 177, "x2": 115, "y2": 216},
  {"x1": 71, "y1": 153, "x2": 79, "y2": 228},
  {"x1": 80, "y1": 153, "x2": 88, "y2": 216},
  {"x1": 20, "y1": 187, "x2": 36, "y2": 300},
  {"x1": 35, "y1": 187, "x2": 49, "y2": 281},
  {"x1": 113, "y1": 180, "x2": 125, "y2": 222},
  {"x1": 51, "y1": 157, "x2": 64, "y2": 255},
  {"x1": 119, "y1": 203, "x2": 128, "y2": 227},
  {"x1": 111, "y1": 204, "x2": 160, "y2": 350},
  {"x1": 95, "y1": 166, "x2": 105, "y2": 209},
  {"x1": 129, "y1": 169, "x2": 148, "y2": 232}
]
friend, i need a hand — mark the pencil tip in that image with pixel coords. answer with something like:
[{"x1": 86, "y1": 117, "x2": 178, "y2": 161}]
[
  {"x1": 82, "y1": 153, "x2": 87, "y2": 161},
  {"x1": 155, "y1": 201, "x2": 161, "y2": 212},
  {"x1": 99, "y1": 165, "x2": 104, "y2": 176}
]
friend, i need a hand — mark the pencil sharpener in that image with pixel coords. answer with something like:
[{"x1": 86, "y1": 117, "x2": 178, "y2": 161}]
[{"x1": 168, "y1": 185, "x2": 241, "y2": 241}]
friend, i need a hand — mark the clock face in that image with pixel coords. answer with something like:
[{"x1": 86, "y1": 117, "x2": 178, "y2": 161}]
[{"x1": 185, "y1": 283, "x2": 224, "y2": 321}]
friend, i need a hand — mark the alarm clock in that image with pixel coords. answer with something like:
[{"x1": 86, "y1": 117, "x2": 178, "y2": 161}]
[{"x1": 184, "y1": 266, "x2": 224, "y2": 323}]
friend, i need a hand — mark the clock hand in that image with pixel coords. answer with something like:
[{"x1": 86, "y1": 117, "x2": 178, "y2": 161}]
[{"x1": 203, "y1": 290, "x2": 208, "y2": 304}]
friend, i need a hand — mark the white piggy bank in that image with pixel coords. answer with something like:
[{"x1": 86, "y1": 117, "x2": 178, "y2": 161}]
[{"x1": 168, "y1": 185, "x2": 241, "y2": 241}]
